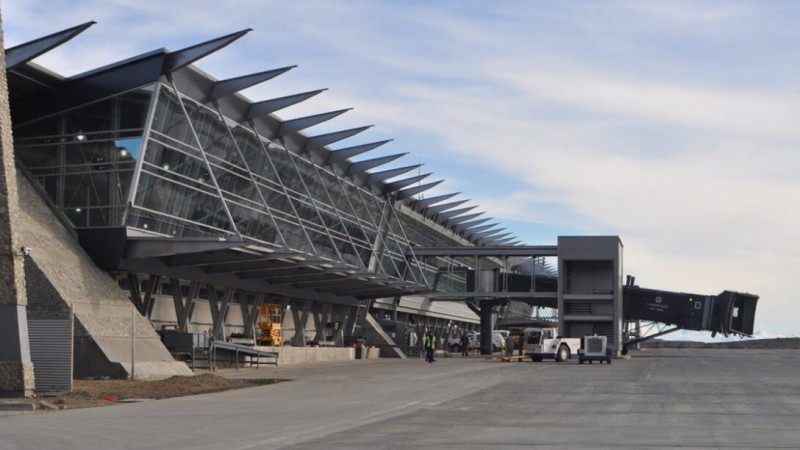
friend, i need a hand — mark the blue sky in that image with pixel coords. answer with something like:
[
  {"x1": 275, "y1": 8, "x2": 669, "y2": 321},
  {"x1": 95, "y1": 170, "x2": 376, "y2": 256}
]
[{"x1": 4, "y1": 1, "x2": 800, "y2": 337}]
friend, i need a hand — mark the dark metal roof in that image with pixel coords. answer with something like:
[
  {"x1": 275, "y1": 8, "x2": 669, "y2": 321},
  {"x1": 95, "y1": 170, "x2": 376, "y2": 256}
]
[{"x1": 121, "y1": 237, "x2": 429, "y2": 302}]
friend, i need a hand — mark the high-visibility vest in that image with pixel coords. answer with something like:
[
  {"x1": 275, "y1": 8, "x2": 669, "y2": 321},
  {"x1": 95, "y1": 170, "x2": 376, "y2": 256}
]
[{"x1": 425, "y1": 335, "x2": 436, "y2": 349}]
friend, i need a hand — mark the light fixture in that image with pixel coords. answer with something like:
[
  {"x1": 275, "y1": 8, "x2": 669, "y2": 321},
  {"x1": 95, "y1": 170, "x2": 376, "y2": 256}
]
[
  {"x1": 76, "y1": 131, "x2": 86, "y2": 141},
  {"x1": 75, "y1": 208, "x2": 81, "y2": 213},
  {"x1": 162, "y1": 163, "x2": 170, "y2": 170},
  {"x1": 142, "y1": 223, "x2": 149, "y2": 229},
  {"x1": 119, "y1": 149, "x2": 128, "y2": 157}
]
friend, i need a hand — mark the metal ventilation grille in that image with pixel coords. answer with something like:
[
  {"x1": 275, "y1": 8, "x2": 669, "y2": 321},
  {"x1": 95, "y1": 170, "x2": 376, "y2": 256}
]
[
  {"x1": 567, "y1": 302, "x2": 591, "y2": 314},
  {"x1": 594, "y1": 323, "x2": 615, "y2": 344},
  {"x1": 28, "y1": 319, "x2": 73, "y2": 392},
  {"x1": 586, "y1": 336, "x2": 604, "y2": 353}
]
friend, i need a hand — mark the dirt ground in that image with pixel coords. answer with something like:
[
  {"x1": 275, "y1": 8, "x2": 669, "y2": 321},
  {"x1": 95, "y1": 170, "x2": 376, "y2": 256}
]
[{"x1": 39, "y1": 374, "x2": 287, "y2": 410}]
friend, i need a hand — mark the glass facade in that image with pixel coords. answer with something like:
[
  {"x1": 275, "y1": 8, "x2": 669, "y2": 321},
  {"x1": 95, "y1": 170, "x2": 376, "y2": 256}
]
[
  {"x1": 14, "y1": 86, "x2": 152, "y2": 227},
  {"x1": 13, "y1": 81, "x2": 461, "y2": 286}
]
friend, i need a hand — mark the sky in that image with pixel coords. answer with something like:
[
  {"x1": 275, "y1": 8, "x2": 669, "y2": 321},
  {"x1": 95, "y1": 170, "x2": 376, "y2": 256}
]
[{"x1": 4, "y1": 1, "x2": 799, "y2": 338}]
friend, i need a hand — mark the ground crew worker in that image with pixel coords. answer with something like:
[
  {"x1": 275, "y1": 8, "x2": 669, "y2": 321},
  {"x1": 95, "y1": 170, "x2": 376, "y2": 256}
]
[
  {"x1": 424, "y1": 332, "x2": 436, "y2": 363},
  {"x1": 460, "y1": 334, "x2": 470, "y2": 357},
  {"x1": 506, "y1": 333, "x2": 514, "y2": 358}
]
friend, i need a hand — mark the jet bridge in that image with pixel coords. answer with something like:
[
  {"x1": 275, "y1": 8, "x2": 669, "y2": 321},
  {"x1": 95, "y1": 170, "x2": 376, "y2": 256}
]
[
  {"x1": 622, "y1": 285, "x2": 759, "y2": 348},
  {"x1": 411, "y1": 238, "x2": 760, "y2": 355}
]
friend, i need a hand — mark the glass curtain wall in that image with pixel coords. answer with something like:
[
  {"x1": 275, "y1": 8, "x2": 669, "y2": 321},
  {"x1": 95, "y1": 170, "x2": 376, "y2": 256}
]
[
  {"x1": 13, "y1": 86, "x2": 153, "y2": 227},
  {"x1": 129, "y1": 83, "x2": 423, "y2": 280},
  {"x1": 13, "y1": 80, "x2": 440, "y2": 287}
]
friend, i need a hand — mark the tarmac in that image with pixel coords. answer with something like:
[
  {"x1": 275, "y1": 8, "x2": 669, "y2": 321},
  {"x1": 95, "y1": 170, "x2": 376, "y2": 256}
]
[{"x1": 0, "y1": 348, "x2": 798, "y2": 449}]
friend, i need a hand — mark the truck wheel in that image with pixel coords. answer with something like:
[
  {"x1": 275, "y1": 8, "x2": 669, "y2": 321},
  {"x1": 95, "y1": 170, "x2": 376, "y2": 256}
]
[
  {"x1": 531, "y1": 355, "x2": 542, "y2": 362},
  {"x1": 556, "y1": 345, "x2": 570, "y2": 362},
  {"x1": 451, "y1": 344, "x2": 461, "y2": 353}
]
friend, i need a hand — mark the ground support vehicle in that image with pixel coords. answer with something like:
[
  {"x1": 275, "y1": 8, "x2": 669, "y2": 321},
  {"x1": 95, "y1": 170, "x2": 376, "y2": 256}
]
[
  {"x1": 257, "y1": 304, "x2": 282, "y2": 346},
  {"x1": 578, "y1": 335, "x2": 612, "y2": 364},
  {"x1": 448, "y1": 331, "x2": 506, "y2": 353},
  {"x1": 523, "y1": 327, "x2": 581, "y2": 362}
]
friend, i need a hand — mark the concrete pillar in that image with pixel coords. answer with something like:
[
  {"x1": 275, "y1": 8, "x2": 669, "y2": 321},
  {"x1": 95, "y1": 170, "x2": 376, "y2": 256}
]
[{"x1": 0, "y1": 12, "x2": 35, "y2": 397}]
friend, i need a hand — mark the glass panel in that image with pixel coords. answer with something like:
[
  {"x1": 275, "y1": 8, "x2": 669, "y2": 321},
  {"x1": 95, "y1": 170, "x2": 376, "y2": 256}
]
[
  {"x1": 11, "y1": 86, "x2": 152, "y2": 229},
  {"x1": 133, "y1": 171, "x2": 235, "y2": 235}
]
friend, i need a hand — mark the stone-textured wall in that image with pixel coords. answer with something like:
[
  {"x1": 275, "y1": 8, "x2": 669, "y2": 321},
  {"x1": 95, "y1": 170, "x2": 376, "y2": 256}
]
[
  {"x1": 0, "y1": 9, "x2": 27, "y2": 309},
  {"x1": 16, "y1": 169, "x2": 193, "y2": 379},
  {"x1": 0, "y1": 5, "x2": 35, "y2": 396}
]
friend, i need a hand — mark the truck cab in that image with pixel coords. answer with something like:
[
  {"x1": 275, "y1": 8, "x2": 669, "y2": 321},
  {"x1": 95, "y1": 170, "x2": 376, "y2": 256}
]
[{"x1": 523, "y1": 327, "x2": 581, "y2": 362}]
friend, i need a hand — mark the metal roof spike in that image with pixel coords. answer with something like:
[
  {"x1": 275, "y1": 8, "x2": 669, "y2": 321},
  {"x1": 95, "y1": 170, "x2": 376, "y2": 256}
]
[
  {"x1": 436, "y1": 206, "x2": 478, "y2": 221},
  {"x1": 306, "y1": 126, "x2": 374, "y2": 152},
  {"x1": 366, "y1": 164, "x2": 421, "y2": 185},
  {"x1": 492, "y1": 237, "x2": 518, "y2": 246},
  {"x1": 395, "y1": 180, "x2": 444, "y2": 200},
  {"x1": 327, "y1": 140, "x2": 392, "y2": 164},
  {"x1": 345, "y1": 153, "x2": 407, "y2": 176},
  {"x1": 209, "y1": 66, "x2": 296, "y2": 101},
  {"x1": 382, "y1": 173, "x2": 431, "y2": 194},
  {"x1": 163, "y1": 28, "x2": 252, "y2": 73},
  {"x1": 6, "y1": 21, "x2": 96, "y2": 69},
  {"x1": 278, "y1": 108, "x2": 351, "y2": 136},
  {"x1": 247, "y1": 89, "x2": 326, "y2": 120},
  {"x1": 464, "y1": 222, "x2": 500, "y2": 236},
  {"x1": 449, "y1": 213, "x2": 486, "y2": 226},
  {"x1": 425, "y1": 199, "x2": 470, "y2": 216},
  {"x1": 484, "y1": 233, "x2": 514, "y2": 243},
  {"x1": 472, "y1": 229, "x2": 508, "y2": 240},
  {"x1": 412, "y1": 192, "x2": 461, "y2": 210}
]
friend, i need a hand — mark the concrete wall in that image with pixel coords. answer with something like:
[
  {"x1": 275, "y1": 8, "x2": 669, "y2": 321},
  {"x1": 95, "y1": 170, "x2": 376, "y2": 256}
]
[
  {"x1": 16, "y1": 171, "x2": 191, "y2": 380},
  {"x1": 252, "y1": 346, "x2": 367, "y2": 365}
]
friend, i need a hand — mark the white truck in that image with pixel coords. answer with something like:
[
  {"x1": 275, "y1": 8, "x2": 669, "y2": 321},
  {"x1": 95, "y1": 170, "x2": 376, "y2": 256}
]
[
  {"x1": 448, "y1": 331, "x2": 507, "y2": 353},
  {"x1": 523, "y1": 327, "x2": 581, "y2": 362}
]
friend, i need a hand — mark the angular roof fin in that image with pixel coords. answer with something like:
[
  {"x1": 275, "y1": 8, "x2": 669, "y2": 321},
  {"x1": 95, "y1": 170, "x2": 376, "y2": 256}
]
[
  {"x1": 305, "y1": 126, "x2": 373, "y2": 152},
  {"x1": 383, "y1": 173, "x2": 432, "y2": 195},
  {"x1": 247, "y1": 89, "x2": 326, "y2": 120},
  {"x1": 327, "y1": 140, "x2": 392, "y2": 164},
  {"x1": 164, "y1": 29, "x2": 251, "y2": 73},
  {"x1": 278, "y1": 108, "x2": 351, "y2": 136},
  {"x1": 412, "y1": 192, "x2": 460, "y2": 210},
  {"x1": 425, "y1": 199, "x2": 470, "y2": 216},
  {"x1": 366, "y1": 164, "x2": 421, "y2": 185},
  {"x1": 454, "y1": 217, "x2": 491, "y2": 231},
  {"x1": 209, "y1": 66, "x2": 296, "y2": 101},
  {"x1": 395, "y1": 180, "x2": 444, "y2": 200},
  {"x1": 463, "y1": 222, "x2": 500, "y2": 236},
  {"x1": 471, "y1": 229, "x2": 507, "y2": 240},
  {"x1": 345, "y1": 153, "x2": 406, "y2": 176},
  {"x1": 436, "y1": 206, "x2": 478, "y2": 221},
  {"x1": 6, "y1": 21, "x2": 96, "y2": 69}
]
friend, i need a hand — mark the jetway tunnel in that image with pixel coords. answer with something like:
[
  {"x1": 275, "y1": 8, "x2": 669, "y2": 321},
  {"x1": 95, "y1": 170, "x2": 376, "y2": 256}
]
[
  {"x1": 414, "y1": 242, "x2": 760, "y2": 355},
  {"x1": 623, "y1": 286, "x2": 759, "y2": 341}
]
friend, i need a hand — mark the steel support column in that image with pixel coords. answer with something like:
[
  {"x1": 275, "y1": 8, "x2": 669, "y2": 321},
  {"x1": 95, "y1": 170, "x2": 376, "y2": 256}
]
[
  {"x1": 290, "y1": 301, "x2": 311, "y2": 347},
  {"x1": 171, "y1": 280, "x2": 199, "y2": 333},
  {"x1": 480, "y1": 301, "x2": 495, "y2": 355},
  {"x1": 240, "y1": 293, "x2": 263, "y2": 340}
]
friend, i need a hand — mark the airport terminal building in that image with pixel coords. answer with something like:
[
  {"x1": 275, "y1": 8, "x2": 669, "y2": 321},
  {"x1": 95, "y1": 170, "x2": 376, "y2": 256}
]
[
  {"x1": 2, "y1": 23, "x2": 757, "y2": 393},
  {"x1": 4, "y1": 23, "x2": 550, "y2": 383}
]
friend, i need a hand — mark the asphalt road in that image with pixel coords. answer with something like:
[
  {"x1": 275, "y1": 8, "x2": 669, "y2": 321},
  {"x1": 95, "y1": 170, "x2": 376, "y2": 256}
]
[{"x1": 1, "y1": 348, "x2": 798, "y2": 449}]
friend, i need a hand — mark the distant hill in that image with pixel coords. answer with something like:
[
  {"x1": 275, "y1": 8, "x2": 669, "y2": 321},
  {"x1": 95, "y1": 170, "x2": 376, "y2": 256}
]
[{"x1": 642, "y1": 337, "x2": 800, "y2": 349}]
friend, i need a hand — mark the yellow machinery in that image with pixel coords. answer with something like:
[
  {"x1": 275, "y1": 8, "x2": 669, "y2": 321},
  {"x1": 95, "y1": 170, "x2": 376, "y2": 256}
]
[{"x1": 257, "y1": 303, "x2": 282, "y2": 346}]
